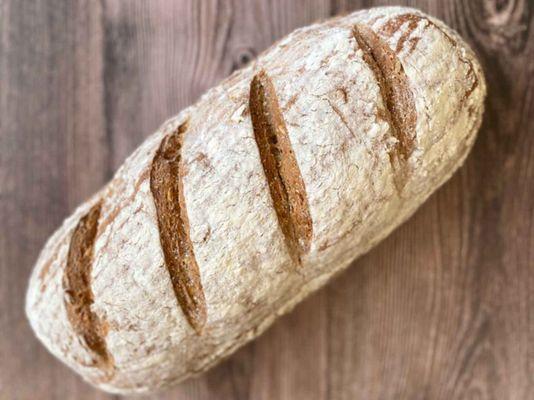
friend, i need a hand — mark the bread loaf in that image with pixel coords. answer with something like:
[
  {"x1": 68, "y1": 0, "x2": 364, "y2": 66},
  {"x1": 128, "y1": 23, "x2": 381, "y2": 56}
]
[{"x1": 26, "y1": 6, "x2": 486, "y2": 394}]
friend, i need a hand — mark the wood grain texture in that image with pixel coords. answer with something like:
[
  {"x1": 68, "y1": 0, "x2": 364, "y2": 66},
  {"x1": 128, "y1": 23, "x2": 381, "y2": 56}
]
[{"x1": 1, "y1": 0, "x2": 532, "y2": 399}]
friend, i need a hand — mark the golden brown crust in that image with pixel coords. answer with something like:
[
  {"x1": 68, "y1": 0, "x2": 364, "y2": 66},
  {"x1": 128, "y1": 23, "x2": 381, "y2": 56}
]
[
  {"x1": 353, "y1": 23, "x2": 417, "y2": 192},
  {"x1": 25, "y1": 7, "x2": 486, "y2": 394},
  {"x1": 249, "y1": 70, "x2": 313, "y2": 264},
  {"x1": 63, "y1": 202, "x2": 114, "y2": 374},
  {"x1": 380, "y1": 13, "x2": 421, "y2": 53},
  {"x1": 379, "y1": 13, "x2": 478, "y2": 102},
  {"x1": 150, "y1": 121, "x2": 207, "y2": 334}
]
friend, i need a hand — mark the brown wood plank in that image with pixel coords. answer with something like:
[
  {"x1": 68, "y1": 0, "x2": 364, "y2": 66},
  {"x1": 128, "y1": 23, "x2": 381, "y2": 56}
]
[
  {"x1": 0, "y1": 0, "x2": 112, "y2": 399},
  {"x1": 1, "y1": 0, "x2": 533, "y2": 399}
]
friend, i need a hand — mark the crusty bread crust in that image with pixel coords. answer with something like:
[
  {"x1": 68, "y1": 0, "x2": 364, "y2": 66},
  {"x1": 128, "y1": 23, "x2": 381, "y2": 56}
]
[{"x1": 26, "y1": 6, "x2": 486, "y2": 394}]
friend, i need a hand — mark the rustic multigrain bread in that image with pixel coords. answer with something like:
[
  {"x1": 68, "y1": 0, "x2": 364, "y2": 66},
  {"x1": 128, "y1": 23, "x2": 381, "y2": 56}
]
[{"x1": 26, "y1": 6, "x2": 486, "y2": 394}]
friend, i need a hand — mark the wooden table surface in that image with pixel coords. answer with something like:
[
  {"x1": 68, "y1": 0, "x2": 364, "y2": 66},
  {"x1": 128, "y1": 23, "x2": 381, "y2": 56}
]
[{"x1": 1, "y1": 1, "x2": 533, "y2": 399}]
